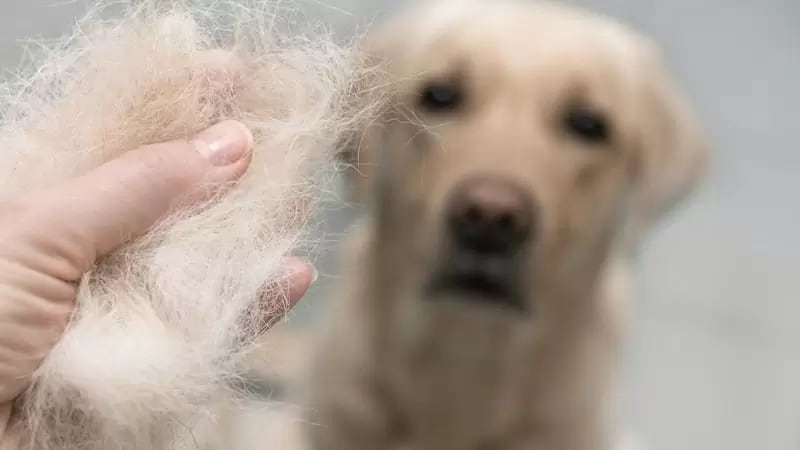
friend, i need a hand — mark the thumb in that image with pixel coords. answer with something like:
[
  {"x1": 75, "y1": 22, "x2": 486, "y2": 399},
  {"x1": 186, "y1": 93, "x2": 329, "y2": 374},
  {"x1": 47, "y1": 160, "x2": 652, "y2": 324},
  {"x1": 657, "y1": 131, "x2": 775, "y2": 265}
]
[{"x1": 38, "y1": 120, "x2": 253, "y2": 273}]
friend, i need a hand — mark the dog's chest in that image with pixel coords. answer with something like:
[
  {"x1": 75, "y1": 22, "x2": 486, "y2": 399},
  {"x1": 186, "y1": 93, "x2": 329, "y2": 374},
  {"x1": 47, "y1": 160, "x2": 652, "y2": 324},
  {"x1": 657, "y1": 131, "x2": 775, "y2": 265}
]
[{"x1": 384, "y1": 301, "x2": 538, "y2": 445}]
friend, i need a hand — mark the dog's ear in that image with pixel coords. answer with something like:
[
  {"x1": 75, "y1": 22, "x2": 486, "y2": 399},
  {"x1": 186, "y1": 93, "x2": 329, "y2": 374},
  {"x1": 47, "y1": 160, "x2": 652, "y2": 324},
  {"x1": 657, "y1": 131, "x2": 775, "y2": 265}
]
[
  {"x1": 338, "y1": 20, "x2": 405, "y2": 203},
  {"x1": 622, "y1": 42, "x2": 712, "y2": 252}
]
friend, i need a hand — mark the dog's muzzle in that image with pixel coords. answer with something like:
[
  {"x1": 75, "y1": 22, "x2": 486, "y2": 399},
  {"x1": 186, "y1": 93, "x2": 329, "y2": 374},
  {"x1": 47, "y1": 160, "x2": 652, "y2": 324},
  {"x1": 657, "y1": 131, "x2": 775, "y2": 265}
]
[{"x1": 428, "y1": 176, "x2": 535, "y2": 312}]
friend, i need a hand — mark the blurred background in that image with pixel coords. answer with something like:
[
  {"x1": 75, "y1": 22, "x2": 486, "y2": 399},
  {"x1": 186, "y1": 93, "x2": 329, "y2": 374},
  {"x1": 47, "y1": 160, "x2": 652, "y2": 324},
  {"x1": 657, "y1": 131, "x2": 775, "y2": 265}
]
[{"x1": 2, "y1": 1, "x2": 798, "y2": 450}]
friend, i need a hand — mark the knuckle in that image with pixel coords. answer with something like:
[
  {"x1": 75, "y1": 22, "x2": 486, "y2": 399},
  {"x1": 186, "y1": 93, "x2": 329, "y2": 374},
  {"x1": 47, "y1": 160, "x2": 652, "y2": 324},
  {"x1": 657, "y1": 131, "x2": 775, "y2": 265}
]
[
  {"x1": 0, "y1": 191, "x2": 52, "y2": 236},
  {"x1": 35, "y1": 300, "x2": 75, "y2": 334}
]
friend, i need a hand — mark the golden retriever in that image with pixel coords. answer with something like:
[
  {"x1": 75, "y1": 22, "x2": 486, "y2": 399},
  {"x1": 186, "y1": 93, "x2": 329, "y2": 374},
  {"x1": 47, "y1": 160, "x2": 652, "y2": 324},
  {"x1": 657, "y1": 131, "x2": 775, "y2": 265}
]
[{"x1": 302, "y1": 1, "x2": 710, "y2": 449}]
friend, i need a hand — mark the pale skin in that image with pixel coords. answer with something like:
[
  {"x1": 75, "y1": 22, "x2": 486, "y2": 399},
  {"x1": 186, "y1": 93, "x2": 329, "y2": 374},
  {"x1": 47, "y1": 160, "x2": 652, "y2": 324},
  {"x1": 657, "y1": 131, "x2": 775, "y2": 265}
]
[{"x1": 0, "y1": 120, "x2": 316, "y2": 440}]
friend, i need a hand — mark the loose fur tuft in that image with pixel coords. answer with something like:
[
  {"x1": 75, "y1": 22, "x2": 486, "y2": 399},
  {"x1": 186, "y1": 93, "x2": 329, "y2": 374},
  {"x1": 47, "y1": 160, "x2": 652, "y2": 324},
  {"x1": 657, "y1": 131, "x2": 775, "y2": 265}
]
[{"x1": 0, "y1": 1, "x2": 380, "y2": 449}]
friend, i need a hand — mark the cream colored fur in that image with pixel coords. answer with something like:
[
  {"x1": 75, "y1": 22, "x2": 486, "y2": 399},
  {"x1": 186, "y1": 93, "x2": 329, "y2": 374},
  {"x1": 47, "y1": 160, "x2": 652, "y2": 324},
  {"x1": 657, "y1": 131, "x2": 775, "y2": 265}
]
[
  {"x1": 302, "y1": 1, "x2": 710, "y2": 450},
  {"x1": 0, "y1": 1, "x2": 379, "y2": 449}
]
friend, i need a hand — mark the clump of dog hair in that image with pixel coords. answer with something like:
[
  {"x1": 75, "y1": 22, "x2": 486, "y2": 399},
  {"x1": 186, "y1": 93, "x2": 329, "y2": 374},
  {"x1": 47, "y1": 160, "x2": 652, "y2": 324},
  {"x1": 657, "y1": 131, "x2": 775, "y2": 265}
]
[{"x1": 0, "y1": 1, "x2": 379, "y2": 449}]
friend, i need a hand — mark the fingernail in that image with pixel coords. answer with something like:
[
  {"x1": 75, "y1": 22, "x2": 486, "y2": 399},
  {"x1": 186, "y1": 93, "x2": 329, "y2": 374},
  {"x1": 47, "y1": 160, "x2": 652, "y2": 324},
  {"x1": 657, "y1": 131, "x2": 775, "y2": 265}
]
[
  {"x1": 194, "y1": 120, "x2": 253, "y2": 166},
  {"x1": 281, "y1": 257, "x2": 318, "y2": 284}
]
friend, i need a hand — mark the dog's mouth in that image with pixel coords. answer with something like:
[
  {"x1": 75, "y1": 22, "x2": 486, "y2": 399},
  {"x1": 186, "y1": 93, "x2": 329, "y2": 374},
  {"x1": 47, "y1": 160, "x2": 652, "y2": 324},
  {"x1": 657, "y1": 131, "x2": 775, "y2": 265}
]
[{"x1": 427, "y1": 251, "x2": 527, "y2": 313}]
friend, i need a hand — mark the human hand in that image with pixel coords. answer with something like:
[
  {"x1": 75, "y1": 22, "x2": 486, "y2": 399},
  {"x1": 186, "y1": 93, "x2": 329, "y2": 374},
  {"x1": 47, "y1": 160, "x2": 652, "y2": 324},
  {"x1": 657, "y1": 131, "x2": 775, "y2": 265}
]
[{"x1": 0, "y1": 120, "x2": 316, "y2": 431}]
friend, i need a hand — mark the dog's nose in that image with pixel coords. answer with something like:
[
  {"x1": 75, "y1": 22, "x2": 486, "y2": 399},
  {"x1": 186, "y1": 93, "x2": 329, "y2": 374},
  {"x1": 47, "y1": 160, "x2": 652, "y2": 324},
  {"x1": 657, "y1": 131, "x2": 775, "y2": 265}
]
[{"x1": 447, "y1": 177, "x2": 534, "y2": 253}]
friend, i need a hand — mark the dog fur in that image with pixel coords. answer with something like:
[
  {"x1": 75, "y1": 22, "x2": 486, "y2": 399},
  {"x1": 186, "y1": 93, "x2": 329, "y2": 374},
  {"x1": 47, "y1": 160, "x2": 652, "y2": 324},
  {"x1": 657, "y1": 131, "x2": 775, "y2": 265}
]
[
  {"x1": 0, "y1": 1, "x2": 379, "y2": 449},
  {"x1": 302, "y1": 1, "x2": 710, "y2": 450}
]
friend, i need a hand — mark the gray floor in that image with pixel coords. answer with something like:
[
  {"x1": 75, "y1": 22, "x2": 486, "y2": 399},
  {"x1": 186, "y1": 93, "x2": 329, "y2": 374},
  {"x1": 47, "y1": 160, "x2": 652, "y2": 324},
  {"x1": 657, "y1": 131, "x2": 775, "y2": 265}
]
[{"x1": 2, "y1": 1, "x2": 798, "y2": 450}]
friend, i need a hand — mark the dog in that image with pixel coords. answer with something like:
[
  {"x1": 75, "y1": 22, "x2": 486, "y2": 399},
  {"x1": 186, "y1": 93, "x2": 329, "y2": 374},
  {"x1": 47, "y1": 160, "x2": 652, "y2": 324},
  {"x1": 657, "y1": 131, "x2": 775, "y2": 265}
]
[{"x1": 302, "y1": 1, "x2": 710, "y2": 449}]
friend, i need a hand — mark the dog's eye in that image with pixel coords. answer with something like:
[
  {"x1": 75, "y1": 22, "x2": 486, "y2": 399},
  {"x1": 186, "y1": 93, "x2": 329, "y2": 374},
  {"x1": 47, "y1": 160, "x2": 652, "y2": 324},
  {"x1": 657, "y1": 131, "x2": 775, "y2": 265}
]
[
  {"x1": 419, "y1": 82, "x2": 464, "y2": 112},
  {"x1": 564, "y1": 106, "x2": 611, "y2": 144}
]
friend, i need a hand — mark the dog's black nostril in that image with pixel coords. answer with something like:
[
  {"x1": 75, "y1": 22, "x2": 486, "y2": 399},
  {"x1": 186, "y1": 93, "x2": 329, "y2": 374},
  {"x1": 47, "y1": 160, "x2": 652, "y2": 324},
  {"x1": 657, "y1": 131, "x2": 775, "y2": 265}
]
[
  {"x1": 464, "y1": 206, "x2": 482, "y2": 225},
  {"x1": 447, "y1": 177, "x2": 534, "y2": 254},
  {"x1": 497, "y1": 213, "x2": 515, "y2": 234}
]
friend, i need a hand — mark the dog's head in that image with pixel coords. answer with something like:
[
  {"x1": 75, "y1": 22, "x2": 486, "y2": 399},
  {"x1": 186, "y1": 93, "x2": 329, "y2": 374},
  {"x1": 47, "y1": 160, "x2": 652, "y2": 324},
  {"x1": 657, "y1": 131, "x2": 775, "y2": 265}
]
[{"x1": 346, "y1": 0, "x2": 710, "y2": 315}]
